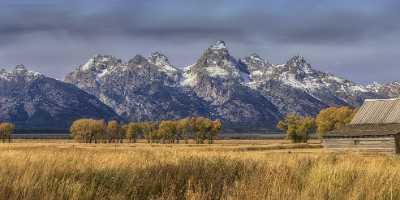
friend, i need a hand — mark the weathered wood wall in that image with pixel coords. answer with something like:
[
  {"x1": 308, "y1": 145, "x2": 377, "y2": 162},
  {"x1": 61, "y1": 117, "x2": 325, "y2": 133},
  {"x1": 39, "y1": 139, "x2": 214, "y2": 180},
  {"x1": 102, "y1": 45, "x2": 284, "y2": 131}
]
[{"x1": 322, "y1": 136, "x2": 396, "y2": 154}]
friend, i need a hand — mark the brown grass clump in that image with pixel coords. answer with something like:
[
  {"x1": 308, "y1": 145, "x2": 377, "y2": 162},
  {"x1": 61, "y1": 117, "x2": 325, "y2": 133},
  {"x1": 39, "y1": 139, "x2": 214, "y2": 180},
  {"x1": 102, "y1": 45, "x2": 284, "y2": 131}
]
[{"x1": 0, "y1": 142, "x2": 399, "y2": 200}]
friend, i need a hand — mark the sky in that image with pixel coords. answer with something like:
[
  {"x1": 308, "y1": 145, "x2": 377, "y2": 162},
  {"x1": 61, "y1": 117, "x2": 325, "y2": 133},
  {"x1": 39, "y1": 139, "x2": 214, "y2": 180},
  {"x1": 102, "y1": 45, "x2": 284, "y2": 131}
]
[{"x1": 0, "y1": 0, "x2": 399, "y2": 84}]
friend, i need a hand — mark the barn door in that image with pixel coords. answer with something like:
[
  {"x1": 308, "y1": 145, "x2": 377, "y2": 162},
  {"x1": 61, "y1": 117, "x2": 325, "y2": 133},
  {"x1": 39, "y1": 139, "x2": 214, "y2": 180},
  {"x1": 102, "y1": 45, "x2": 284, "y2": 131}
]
[{"x1": 395, "y1": 134, "x2": 400, "y2": 154}]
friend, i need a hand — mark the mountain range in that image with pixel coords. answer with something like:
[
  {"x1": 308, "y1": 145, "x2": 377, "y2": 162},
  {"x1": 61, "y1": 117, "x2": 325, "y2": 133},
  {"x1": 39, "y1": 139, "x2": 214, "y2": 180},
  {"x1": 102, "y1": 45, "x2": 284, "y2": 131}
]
[
  {"x1": 1, "y1": 41, "x2": 399, "y2": 131},
  {"x1": 0, "y1": 65, "x2": 120, "y2": 129}
]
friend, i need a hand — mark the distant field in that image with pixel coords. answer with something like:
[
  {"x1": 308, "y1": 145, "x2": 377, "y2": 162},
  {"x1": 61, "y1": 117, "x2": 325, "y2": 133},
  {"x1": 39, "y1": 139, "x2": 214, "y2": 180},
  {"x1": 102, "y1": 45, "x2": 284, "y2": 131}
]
[
  {"x1": 10, "y1": 133, "x2": 290, "y2": 139},
  {"x1": 0, "y1": 140, "x2": 399, "y2": 200}
]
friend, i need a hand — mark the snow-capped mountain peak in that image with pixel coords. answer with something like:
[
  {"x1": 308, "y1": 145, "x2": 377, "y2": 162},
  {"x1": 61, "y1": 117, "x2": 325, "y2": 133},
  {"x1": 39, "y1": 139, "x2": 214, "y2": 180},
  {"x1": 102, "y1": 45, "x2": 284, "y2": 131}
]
[
  {"x1": 210, "y1": 40, "x2": 227, "y2": 50},
  {"x1": 204, "y1": 41, "x2": 230, "y2": 62},
  {"x1": 149, "y1": 52, "x2": 170, "y2": 65},
  {"x1": 240, "y1": 53, "x2": 271, "y2": 73},
  {"x1": 128, "y1": 55, "x2": 148, "y2": 66},
  {"x1": 148, "y1": 52, "x2": 179, "y2": 74},
  {"x1": 14, "y1": 64, "x2": 28, "y2": 72},
  {"x1": 0, "y1": 65, "x2": 44, "y2": 81},
  {"x1": 285, "y1": 55, "x2": 314, "y2": 75},
  {"x1": 80, "y1": 54, "x2": 121, "y2": 72},
  {"x1": 249, "y1": 53, "x2": 265, "y2": 62},
  {"x1": 183, "y1": 41, "x2": 249, "y2": 83}
]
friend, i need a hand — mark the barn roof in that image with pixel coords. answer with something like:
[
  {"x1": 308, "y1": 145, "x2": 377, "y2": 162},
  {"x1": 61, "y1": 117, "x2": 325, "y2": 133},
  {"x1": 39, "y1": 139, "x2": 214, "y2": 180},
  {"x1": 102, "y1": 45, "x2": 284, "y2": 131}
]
[
  {"x1": 350, "y1": 98, "x2": 400, "y2": 124},
  {"x1": 326, "y1": 123, "x2": 400, "y2": 137},
  {"x1": 325, "y1": 98, "x2": 400, "y2": 138}
]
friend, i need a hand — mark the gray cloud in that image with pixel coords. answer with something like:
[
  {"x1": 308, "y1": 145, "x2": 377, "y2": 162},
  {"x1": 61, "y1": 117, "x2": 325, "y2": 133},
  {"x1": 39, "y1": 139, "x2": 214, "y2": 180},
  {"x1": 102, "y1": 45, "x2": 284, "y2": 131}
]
[
  {"x1": 0, "y1": 0, "x2": 399, "y2": 84},
  {"x1": 2, "y1": 0, "x2": 399, "y2": 44}
]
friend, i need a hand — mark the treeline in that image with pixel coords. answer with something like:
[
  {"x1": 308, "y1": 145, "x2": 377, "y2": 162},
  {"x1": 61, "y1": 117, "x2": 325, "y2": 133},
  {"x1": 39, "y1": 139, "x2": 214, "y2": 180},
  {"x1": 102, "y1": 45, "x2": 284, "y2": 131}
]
[
  {"x1": 277, "y1": 106, "x2": 356, "y2": 143},
  {"x1": 0, "y1": 122, "x2": 15, "y2": 143},
  {"x1": 70, "y1": 117, "x2": 222, "y2": 144}
]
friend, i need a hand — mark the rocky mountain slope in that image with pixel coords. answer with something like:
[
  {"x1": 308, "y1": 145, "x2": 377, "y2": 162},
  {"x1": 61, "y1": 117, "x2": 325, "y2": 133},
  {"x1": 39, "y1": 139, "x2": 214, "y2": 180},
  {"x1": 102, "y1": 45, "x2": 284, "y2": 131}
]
[{"x1": 0, "y1": 65, "x2": 120, "y2": 129}]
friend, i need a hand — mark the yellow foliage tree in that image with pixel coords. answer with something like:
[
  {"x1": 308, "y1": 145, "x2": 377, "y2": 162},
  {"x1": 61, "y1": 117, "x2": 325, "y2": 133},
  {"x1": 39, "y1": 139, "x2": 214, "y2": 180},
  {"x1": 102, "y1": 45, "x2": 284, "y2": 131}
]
[
  {"x1": 126, "y1": 123, "x2": 141, "y2": 143},
  {"x1": 70, "y1": 119, "x2": 105, "y2": 143},
  {"x1": 92, "y1": 119, "x2": 106, "y2": 143},
  {"x1": 0, "y1": 122, "x2": 15, "y2": 143},
  {"x1": 177, "y1": 117, "x2": 192, "y2": 144},
  {"x1": 277, "y1": 114, "x2": 315, "y2": 143},
  {"x1": 142, "y1": 122, "x2": 158, "y2": 143},
  {"x1": 209, "y1": 119, "x2": 222, "y2": 144},
  {"x1": 158, "y1": 120, "x2": 178, "y2": 144},
  {"x1": 106, "y1": 120, "x2": 121, "y2": 143},
  {"x1": 297, "y1": 117, "x2": 316, "y2": 142},
  {"x1": 191, "y1": 117, "x2": 212, "y2": 144},
  {"x1": 315, "y1": 106, "x2": 356, "y2": 137}
]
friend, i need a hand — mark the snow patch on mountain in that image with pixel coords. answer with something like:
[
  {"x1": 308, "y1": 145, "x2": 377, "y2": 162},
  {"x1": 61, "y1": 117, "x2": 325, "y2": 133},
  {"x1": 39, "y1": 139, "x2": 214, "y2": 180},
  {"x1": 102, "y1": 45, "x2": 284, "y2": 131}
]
[
  {"x1": 181, "y1": 71, "x2": 197, "y2": 87},
  {"x1": 81, "y1": 58, "x2": 95, "y2": 71},
  {"x1": 205, "y1": 66, "x2": 229, "y2": 77},
  {"x1": 349, "y1": 85, "x2": 368, "y2": 93},
  {"x1": 239, "y1": 71, "x2": 250, "y2": 83},
  {"x1": 328, "y1": 75, "x2": 345, "y2": 83},
  {"x1": 97, "y1": 68, "x2": 109, "y2": 79},
  {"x1": 366, "y1": 82, "x2": 383, "y2": 93}
]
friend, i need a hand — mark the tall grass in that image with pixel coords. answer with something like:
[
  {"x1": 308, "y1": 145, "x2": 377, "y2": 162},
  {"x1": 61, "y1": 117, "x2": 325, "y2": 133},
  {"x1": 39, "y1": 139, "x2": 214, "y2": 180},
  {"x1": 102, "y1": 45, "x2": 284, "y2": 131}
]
[{"x1": 0, "y1": 144, "x2": 399, "y2": 199}]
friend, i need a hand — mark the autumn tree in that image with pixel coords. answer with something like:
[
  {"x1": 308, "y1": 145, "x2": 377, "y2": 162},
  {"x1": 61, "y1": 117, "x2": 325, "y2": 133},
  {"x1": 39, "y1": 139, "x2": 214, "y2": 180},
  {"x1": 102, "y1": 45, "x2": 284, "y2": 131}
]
[
  {"x1": 70, "y1": 119, "x2": 90, "y2": 143},
  {"x1": 70, "y1": 119, "x2": 105, "y2": 143},
  {"x1": 296, "y1": 117, "x2": 316, "y2": 143},
  {"x1": 209, "y1": 119, "x2": 222, "y2": 144},
  {"x1": 177, "y1": 117, "x2": 192, "y2": 144},
  {"x1": 142, "y1": 122, "x2": 158, "y2": 143},
  {"x1": 106, "y1": 120, "x2": 121, "y2": 143},
  {"x1": 277, "y1": 114, "x2": 301, "y2": 143},
  {"x1": 126, "y1": 123, "x2": 141, "y2": 143},
  {"x1": 0, "y1": 122, "x2": 15, "y2": 143},
  {"x1": 121, "y1": 124, "x2": 128, "y2": 142},
  {"x1": 92, "y1": 119, "x2": 106, "y2": 143},
  {"x1": 315, "y1": 106, "x2": 356, "y2": 137},
  {"x1": 158, "y1": 120, "x2": 177, "y2": 143},
  {"x1": 277, "y1": 114, "x2": 315, "y2": 143},
  {"x1": 142, "y1": 122, "x2": 152, "y2": 143},
  {"x1": 191, "y1": 117, "x2": 212, "y2": 144}
]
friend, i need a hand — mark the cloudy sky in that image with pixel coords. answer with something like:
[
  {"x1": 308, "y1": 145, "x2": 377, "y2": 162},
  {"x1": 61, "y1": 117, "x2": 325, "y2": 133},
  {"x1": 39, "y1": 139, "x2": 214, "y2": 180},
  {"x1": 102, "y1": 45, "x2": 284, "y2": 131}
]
[{"x1": 0, "y1": 0, "x2": 399, "y2": 84}]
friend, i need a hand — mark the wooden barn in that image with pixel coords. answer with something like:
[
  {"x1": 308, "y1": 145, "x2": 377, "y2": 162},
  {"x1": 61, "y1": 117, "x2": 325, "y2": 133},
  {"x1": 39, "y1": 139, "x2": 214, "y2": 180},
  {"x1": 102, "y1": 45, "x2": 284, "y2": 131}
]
[{"x1": 323, "y1": 98, "x2": 400, "y2": 154}]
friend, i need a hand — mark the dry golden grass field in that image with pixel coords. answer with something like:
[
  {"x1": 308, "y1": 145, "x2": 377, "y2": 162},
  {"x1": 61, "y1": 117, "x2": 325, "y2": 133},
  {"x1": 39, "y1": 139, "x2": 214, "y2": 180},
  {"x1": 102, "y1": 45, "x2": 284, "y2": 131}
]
[{"x1": 0, "y1": 139, "x2": 399, "y2": 200}]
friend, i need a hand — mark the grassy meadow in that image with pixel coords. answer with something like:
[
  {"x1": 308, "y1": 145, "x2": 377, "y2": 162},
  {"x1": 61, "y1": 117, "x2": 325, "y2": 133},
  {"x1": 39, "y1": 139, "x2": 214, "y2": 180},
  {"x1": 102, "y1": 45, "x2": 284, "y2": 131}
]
[{"x1": 0, "y1": 140, "x2": 399, "y2": 200}]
